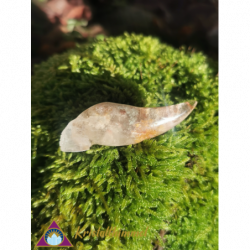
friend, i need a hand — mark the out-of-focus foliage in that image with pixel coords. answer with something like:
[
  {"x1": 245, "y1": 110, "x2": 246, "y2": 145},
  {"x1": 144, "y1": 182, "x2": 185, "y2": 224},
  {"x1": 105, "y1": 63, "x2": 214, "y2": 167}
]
[{"x1": 32, "y1": 33, "x2": 218, "y2": 249}]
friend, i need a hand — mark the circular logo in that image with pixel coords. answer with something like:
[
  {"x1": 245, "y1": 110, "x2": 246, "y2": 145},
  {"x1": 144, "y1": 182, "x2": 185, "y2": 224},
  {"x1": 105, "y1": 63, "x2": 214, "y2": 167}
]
[{"x1": 44, "y1": 228, "x2": 64, "y2": 246}]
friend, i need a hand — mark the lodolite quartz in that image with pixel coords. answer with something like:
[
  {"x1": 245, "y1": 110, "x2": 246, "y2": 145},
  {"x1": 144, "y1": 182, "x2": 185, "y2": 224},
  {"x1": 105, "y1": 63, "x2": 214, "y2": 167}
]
[{"x1": 60, "y1": 101, "x2": 197, "y2": 152}]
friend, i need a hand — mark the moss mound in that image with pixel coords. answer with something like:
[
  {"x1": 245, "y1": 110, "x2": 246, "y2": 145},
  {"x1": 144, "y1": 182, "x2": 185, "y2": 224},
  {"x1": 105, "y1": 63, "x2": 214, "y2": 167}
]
[{"x1": 32, "y1": 33, "x2": 218, "y2": 250}]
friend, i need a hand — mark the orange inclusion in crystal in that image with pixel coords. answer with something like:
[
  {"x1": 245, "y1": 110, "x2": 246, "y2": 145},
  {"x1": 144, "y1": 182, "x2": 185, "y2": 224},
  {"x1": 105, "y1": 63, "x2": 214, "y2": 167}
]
[
  {"x1": 134, "y1": 119, "x2": 158, "y2": 143},
  {"x1": 135, "y1": 129, "x2": 158, "y2": 143}
]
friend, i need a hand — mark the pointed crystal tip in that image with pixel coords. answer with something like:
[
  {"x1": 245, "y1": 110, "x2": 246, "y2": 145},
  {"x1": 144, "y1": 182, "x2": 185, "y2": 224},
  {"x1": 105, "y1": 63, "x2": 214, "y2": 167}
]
[{"x1": 186, "y1": 100, "x2": 198, "y2": 109}]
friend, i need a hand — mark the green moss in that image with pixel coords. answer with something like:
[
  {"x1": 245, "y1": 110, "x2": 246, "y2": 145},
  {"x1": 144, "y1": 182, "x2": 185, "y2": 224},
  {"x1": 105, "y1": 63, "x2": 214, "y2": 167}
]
[{"x1": 31, "y1": 33, "x2": 218, "y2": 250}]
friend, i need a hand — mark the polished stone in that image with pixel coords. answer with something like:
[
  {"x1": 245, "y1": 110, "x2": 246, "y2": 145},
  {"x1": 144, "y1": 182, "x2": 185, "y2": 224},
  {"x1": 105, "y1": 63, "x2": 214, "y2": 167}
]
[{"x1": 60, "y1": 101, "x2": 197, "y2": 152}]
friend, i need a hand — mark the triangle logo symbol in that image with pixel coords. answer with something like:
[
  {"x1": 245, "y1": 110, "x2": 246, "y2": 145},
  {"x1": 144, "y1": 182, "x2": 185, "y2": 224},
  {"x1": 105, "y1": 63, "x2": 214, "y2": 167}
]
[{"x1": 35, "y1": 221, "x2": 73, "y2": 247}]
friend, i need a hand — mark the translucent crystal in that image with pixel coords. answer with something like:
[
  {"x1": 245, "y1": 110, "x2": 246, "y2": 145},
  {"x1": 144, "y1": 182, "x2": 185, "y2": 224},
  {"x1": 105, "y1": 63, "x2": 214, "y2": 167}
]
[{"x1": 60, "y1": 101, "x2": 197, "y2": 152}]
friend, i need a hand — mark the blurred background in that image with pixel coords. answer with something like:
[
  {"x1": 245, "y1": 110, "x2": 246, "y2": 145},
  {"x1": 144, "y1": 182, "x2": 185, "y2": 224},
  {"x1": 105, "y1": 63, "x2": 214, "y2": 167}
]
[{"x1": 31, "y1": 0, "x2": 218, "y2": 70}]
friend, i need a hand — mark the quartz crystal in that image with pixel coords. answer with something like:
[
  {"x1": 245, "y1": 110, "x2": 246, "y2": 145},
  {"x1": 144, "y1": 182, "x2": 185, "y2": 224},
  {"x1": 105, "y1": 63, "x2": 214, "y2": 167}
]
[{"x1": 60, "y1": 101, "x2": 197, "y2": 152}]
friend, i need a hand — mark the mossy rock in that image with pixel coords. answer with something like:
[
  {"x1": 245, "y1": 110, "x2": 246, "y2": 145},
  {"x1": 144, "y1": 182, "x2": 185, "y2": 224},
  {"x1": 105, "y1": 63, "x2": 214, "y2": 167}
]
[{"x1": 31, "y1": 33, "x2": 218, "y2": 250}]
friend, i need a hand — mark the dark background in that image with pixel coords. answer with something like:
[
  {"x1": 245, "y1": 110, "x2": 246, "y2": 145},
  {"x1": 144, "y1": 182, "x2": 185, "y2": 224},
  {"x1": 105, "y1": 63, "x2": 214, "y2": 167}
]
[{"x1": 31, "y1": 0, "x2": 218, "y2": 70}]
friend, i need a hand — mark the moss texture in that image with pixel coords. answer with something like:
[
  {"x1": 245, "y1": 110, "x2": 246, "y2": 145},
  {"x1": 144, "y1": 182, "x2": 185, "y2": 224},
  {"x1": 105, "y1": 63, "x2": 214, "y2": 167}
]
[{"x1": 31, "y1": 33, "x2": 218, "y2": 250}]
